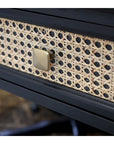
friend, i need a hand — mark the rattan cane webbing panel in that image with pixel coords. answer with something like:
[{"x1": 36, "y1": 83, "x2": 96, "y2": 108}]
[{"x1": 0, "y1": 18, "x2": 114, "y2": 102}]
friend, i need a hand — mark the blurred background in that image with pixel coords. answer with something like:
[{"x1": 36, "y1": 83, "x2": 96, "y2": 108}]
[{"x1": 0, "y1": 89, "x2": 109, "y2": 136}]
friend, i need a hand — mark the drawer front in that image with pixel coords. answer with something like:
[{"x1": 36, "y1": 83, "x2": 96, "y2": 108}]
[{"x1": 0, "y1": 17, "x2": 114, "y2": 102}]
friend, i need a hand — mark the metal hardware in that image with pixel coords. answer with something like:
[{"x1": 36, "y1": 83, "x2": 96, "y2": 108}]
[{"x1": 33, "y1": 49, "x2": 54, "y2": 71}]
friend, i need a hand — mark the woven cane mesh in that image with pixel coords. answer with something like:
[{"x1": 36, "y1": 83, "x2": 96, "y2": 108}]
[{"x1": 0, "y1": 18, "x2": 114, "y2": 102}]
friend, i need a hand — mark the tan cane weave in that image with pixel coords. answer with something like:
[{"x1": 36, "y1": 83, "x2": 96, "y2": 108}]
[{"x1": 0, "y1": 18, "x2": 114, "y2": 102}]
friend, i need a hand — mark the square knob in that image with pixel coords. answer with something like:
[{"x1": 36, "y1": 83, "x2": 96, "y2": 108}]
[{"x1": 33, "y1": 49, "x2": 54, "y2": 71}]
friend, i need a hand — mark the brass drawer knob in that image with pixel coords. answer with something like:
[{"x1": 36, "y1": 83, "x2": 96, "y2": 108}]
[{"x1": 33, "y1": 49, "x2": 54, "y2": 71}]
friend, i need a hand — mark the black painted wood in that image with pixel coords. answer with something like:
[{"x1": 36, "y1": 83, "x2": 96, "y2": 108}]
[
  {"x1": 19, "y1": 8, "x2": 114, "y2": 27},
  {"x1": 0, "y1": 8, "x2": 114, "y2": 41}
]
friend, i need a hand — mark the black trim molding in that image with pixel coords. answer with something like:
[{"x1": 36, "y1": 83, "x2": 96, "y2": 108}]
[{"x1": 0, "y1": 8, "x2": 114, "y2": 41}]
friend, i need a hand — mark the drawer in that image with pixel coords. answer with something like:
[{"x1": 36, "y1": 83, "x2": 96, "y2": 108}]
[
  {"x1": 0, "y1": 9, "x2": 114, "y2": 135},
  {"x1": 0, "y1": 16, "x2": 114, "y2": 103}
]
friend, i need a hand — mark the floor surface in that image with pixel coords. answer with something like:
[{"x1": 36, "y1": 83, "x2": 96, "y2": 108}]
[{"x1": 0, "y1": 89, "x2": 109, "y2": 136}]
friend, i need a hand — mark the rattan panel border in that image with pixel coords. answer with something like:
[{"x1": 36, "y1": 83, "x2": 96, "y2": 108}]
[{"x1": 0, "y1": 18, "x2": 114, "y2": 102}]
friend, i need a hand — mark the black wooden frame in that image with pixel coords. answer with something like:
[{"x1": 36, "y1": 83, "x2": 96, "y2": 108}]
[
  {"x1": 0, "y1": 8, "x2": 114, "y2": 41},
  {"x1": 0, "y1": 8, "x2": 114, "y2": 134}
]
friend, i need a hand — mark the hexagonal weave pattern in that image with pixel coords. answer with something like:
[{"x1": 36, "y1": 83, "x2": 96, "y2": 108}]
[{"x1": 0, "y1": 18, "x2": 114, "y2": 102}]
